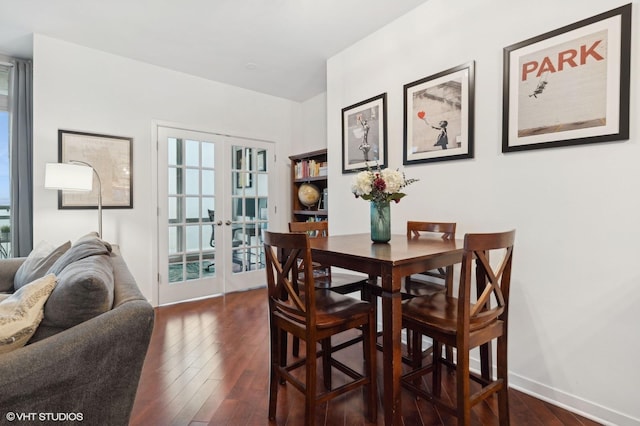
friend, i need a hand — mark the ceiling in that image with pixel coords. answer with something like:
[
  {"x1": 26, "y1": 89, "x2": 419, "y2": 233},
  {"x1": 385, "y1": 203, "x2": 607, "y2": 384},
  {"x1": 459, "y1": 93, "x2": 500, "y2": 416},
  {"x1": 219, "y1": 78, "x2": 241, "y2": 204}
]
[{"x1": 0, "y1": 0, "x2": 428, "y2": 102}]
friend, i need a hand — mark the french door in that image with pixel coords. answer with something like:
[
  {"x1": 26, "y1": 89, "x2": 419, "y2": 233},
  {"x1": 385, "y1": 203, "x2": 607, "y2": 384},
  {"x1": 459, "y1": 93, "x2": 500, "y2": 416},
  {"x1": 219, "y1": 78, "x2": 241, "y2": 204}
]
[{"x1": 157, "y1": 126, "x2": 273, "y2": 305}]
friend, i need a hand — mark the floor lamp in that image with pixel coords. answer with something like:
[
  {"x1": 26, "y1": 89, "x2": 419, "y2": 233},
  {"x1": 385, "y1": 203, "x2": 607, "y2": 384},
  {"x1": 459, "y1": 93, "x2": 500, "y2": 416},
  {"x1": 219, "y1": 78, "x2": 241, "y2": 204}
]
[{"x1": 44, "y1": 161, "x2": 103, "y2": 238}]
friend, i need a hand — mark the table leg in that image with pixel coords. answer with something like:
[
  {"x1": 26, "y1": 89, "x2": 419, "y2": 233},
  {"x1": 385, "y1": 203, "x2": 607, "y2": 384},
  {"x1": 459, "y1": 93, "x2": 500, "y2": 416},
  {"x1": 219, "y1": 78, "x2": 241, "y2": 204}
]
[{"x1": 381, "y1": 274, "x2": 403, "y2": 425}]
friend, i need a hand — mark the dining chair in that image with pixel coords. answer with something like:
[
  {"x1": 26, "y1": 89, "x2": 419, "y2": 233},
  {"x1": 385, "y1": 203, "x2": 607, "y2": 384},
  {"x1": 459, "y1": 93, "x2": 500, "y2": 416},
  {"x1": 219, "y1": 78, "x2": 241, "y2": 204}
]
[
  {"x1": 288, "y1": 221, "x2": 368, "y2": 295},
  {"x1": 403, "y1": 221, "x2": 457, "y2": 361},
  {"x1": 264, "y1": 231, "x2": 377, "y2": 425},
  {"x1": 401, "y1": 229, "x2": 515, "y2": 425},
  {"x1": 288, "y1": 220, "x2": 370, "y2": 357}
]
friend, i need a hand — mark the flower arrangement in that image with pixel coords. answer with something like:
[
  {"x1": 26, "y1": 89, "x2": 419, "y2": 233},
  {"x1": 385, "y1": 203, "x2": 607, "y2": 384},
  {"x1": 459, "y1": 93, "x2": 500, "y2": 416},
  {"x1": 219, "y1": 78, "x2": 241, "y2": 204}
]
[{"x1": 351, "y1": 164, "x2": 418, "y2": 204}]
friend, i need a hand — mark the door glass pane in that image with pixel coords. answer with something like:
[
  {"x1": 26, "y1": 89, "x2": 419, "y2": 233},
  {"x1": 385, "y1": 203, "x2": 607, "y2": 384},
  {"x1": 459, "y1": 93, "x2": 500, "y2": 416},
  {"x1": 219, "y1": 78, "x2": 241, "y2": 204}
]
[
  {"x1": 186, "y1": 225, "x2": 200, "y2": 252},
  {"x1": 202, "y1": 142, "x2": 215, "y2": 168},
  {"x1": 168, "y1": 168, "x2": 178, "y2": 194},
  {"x1": 185, "y1": 197, "x2": 200, "y2": 222},
  {"x1": 185, "y1": 140, "x2": 200, "y2": 167},
  {"x1": 257, "y1": 149, "x2": 267, "y2": 172},
  {"x1": 168, "y1": 226, "x2": 180, "y2": 254},
  {"x1": 168, "y1": 138, "x2": 179, "y2": 166},
  {"x1": 202, "y1": 198, "x2": 214, "y2": 220},
  {"x1": 185, "y1": 169, "x2": 199, "y2": 195},
  {"x1": 202, "y1": 170, "x2": 214, "y2": 195}
]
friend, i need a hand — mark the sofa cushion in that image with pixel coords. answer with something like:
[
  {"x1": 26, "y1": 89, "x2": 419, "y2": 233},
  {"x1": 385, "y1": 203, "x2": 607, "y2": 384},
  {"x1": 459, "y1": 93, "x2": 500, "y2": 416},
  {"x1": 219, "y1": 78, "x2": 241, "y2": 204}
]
[
  {"x1": 13, "y1": 240, "x2": 71, "y2": 291},
  {"x1": 0, "y1": 274, "x2": 57, "y2": 354},
  {"x1": 42, "y1": 254, "x2": 114, "y2": 329}
]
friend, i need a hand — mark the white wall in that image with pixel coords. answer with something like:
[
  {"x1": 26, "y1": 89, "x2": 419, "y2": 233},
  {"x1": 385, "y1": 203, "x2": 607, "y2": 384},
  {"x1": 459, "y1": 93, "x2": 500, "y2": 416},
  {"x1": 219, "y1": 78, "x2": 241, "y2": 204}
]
[
  {"x1": 298, "y1": 92, "x2": 328, "y2": 153},
  {"x1": 327, "y1": 0, "x2": 639, "y2": 424},
  {"x1": 32, "y1": 34, "x2": 297, "y2": 305}
]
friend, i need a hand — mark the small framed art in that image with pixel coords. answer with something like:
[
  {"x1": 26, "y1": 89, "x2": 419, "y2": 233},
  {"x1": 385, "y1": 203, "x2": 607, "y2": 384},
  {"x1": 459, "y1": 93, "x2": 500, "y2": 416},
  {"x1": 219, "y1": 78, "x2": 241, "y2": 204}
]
[
  {"x1": 341, "y1": 93, "x2": 387, "y2": 173},
  {"x1": 403, "y1": 61, "x2": 475, "y2": 165}
]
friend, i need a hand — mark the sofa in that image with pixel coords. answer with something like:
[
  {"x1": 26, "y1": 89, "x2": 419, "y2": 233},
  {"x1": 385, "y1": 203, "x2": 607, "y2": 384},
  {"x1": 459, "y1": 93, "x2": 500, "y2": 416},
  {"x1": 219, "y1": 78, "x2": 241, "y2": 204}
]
[{"x1": 0, "y1": 236, "x2": 154, "y2": 426}]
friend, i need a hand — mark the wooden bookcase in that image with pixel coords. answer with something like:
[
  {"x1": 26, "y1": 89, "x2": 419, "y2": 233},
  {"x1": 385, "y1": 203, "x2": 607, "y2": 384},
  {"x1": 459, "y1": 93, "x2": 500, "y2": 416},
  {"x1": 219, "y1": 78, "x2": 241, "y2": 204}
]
[{"x1": 289, "y1": 149, "x2": 328, "y2": 223}]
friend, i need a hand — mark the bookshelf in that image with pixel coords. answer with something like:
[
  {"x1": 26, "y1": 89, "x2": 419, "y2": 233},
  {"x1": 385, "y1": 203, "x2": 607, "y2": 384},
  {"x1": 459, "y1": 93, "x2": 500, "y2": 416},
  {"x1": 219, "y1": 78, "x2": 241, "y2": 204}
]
[{"x1": 289, "y1": 149, "x2": 328, "y2": 223}]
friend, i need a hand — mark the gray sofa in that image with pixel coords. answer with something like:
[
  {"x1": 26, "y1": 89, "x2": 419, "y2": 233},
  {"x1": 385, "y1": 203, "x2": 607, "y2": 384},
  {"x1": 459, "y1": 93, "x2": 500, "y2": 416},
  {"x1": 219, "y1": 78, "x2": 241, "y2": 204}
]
[{"x1": 0, "y1": 245, "x2": 154, "y2": 426}]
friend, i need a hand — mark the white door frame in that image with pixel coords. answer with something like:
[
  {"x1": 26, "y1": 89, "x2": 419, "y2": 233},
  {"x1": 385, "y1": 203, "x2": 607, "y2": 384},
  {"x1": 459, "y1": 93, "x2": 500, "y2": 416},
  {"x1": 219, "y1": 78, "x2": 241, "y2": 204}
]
[{"x1": 152, "y1": 121, "x2": 275, "y2": 306}]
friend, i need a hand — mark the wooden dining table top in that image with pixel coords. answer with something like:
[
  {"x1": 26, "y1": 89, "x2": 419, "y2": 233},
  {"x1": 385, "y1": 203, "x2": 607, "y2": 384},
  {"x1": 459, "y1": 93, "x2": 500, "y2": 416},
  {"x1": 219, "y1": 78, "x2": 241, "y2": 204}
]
[{"x1": 308, "y1": 233, "x2": 464, "y2": 290}]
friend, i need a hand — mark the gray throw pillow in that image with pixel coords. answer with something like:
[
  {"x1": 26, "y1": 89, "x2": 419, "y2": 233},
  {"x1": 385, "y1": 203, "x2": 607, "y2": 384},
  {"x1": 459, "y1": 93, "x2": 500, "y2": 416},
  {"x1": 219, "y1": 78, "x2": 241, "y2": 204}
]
[
  {"x1": 47, "y1": 235, "x2": 112, "y2": 277},
  {"x1": 41, "y1": 254, "x2": 114, "y2": 329},
  {"x1": 14, "y1": 241, "x2": 71, "y2": 290}
]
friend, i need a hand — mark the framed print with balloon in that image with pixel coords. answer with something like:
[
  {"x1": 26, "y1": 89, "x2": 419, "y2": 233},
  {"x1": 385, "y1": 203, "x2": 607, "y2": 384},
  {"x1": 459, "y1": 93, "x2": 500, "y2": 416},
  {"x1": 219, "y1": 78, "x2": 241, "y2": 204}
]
[{"x1": 403, "y1": 61, "x2": 475, "y2": 165}]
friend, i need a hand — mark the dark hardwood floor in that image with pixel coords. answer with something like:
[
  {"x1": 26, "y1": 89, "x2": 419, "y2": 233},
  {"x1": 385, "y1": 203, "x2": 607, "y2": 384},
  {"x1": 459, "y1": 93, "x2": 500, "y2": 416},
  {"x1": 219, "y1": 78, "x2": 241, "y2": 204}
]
[{"x1": 130, "y1": 288, "x2": 601, "y2": 425}]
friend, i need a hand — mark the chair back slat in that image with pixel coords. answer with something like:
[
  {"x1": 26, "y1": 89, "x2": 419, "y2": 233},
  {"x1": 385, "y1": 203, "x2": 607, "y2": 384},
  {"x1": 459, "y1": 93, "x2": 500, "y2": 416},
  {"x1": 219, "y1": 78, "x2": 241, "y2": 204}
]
[
  {"x1": 407, "y1": 221, "x2": 456, "y2": 240},
  {"x1": 406, "y1": 221, "x2": 457, "y2": 288},
  {"x1": 462, "y1": 230, "x2": 515, "y2": 322},
  {"x1": 289, "y1": 220, "x2": 329, "y2": 238}
]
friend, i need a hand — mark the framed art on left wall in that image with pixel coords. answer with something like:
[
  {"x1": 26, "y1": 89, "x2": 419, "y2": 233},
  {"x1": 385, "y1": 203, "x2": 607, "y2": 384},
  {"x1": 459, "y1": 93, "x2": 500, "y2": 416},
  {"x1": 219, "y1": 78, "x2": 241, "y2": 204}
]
[{"x1": 58, "y1": 130, "x2": 133, "y2": 209}]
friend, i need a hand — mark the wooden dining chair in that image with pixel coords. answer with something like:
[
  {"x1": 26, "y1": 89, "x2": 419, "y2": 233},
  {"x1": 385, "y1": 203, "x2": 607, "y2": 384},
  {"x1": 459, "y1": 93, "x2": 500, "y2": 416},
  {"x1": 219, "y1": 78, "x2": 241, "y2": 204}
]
[
  {"x1": 288, "y1": 220, "x2": 370, "y2": 357},
  {"x1": 401, "y1": 229, "x2": 515, "y2": 425},
  {"x1": 264, "y1": 231, "x2": 377, "y2": 425},
  {"x1": 289, "y1": 221, "x2": 368, "y2": 295},
  {"x1": 403, "y1": 221, "x2": 457, "y2": 360}
]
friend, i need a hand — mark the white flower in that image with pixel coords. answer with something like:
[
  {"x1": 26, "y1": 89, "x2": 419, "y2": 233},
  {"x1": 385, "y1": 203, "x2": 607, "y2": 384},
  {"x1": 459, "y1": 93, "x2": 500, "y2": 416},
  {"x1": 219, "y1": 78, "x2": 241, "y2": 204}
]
[
  {"x1": 380, "y1": 169, "x2": 405, "y2": 194},
  {"x1": 351, "y1": 165, "x2": 418, "y2": 204},
  {"x1": 351, "y1": 170, "x2": 374, "y2": 196}
]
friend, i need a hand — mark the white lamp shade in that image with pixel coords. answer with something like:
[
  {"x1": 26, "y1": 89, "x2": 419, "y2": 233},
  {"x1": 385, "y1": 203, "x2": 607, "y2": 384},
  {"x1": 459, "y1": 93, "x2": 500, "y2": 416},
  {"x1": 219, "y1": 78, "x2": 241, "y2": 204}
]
[{"x1": 44, "y1": 163, "x2": 94, "y2": 191}]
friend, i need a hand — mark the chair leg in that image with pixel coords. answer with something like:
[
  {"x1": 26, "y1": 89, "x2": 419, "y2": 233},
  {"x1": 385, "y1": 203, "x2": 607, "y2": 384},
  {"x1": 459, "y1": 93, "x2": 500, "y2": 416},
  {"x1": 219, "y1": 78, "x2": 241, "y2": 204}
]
[
  {"x1": 293, "y1": 335, "x2": 300, "y2": 357},
  {"x1": 305, "y1": 337, "x2": 318, "y2": 426},
  {"x1": 497, "y1": 335, "x2": 510, "y2": 426},
  {"x1": 411, "y1": 329, "x2": 422, "y2": 387},
  {"x1": 432, "y1": 339, "x2": 442, "y2": 397},
  {"x1": 269, "y1": 325, "x2": 280, "y2": 420},
  {"x1": 364, "y1": 314, "x2": 377, "y2": 422},
  {"x1": 455, "y1": 343, "x2": 472, "y2": 425},
  {"x1": 321, "y1": 338, "x2": 332, "y2": 390}
]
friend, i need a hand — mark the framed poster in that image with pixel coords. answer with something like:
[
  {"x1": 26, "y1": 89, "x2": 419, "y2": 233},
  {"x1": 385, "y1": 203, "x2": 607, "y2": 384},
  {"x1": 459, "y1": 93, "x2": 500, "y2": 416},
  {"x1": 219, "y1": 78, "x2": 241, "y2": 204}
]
[
  {"x1": 403, "y1": 61, "x2": 475, "y2": 164},
  {"x1": 341, "y1": 93, "x2": 387, "y2": 173},
  {"x1": 58, "y1": 130, "x2": 133, "y2": 209},
  {"x1": 502, "y1": 4, "x2": 631, "y2": 152}
]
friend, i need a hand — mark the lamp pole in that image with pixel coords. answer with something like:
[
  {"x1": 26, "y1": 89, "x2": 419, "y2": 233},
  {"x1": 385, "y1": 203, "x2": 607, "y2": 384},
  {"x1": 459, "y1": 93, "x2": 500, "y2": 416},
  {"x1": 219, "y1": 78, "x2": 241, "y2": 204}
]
[{"x1": 69, "y1": 160, "x2": 102, "y2": 238}]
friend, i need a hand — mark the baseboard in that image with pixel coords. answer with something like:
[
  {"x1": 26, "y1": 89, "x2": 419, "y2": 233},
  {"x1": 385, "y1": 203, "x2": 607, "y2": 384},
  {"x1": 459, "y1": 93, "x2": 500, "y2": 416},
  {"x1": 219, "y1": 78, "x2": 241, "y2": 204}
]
[
  {"x1": 467, "y1": 357, "x2": 640, "y2": 426},
  {"x1": 376, "y1": 307, "x2": 638, "y2": 425}
]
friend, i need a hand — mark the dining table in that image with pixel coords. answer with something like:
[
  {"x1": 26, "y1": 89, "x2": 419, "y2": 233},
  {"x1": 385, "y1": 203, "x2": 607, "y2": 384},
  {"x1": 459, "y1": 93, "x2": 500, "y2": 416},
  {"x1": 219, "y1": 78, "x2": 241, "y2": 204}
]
[{"x1": 308, "y1": 233, "x2": 465, "y2": 426}]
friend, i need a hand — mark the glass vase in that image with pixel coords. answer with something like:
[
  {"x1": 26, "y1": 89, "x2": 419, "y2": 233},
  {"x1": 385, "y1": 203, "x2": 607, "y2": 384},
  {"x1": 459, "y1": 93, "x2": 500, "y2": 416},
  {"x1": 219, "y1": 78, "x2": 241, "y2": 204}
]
[{"x1": 370, "y1": 200, "x2": 391, "y2": 243}]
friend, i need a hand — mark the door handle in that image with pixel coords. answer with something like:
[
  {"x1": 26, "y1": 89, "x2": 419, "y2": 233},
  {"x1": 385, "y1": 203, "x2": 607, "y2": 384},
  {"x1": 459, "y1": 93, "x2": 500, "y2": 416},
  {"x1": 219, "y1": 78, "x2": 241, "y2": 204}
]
[
  {"x1": 225, "y1": 220, "x2": 232, "y2": 226},
  {"x1": 216, "y1": 221, "x2": 223, "y2": 226}
]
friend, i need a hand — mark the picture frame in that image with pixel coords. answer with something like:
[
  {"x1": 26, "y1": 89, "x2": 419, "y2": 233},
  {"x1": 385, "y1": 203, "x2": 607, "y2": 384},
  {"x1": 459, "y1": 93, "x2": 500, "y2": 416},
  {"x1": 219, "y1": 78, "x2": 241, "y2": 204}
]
[
  {"x1": 341, "y1": 93, "x2": 387, "y2": 173},
  {"x1": 502, "y1": 4, "x2": 631, "y2": 153},
  {"x1": 58, "y1": 130, "x2": 133, "y2": 209},
  {"x1": 403, "y1": 62, "x2": 475, "y2": 165}
]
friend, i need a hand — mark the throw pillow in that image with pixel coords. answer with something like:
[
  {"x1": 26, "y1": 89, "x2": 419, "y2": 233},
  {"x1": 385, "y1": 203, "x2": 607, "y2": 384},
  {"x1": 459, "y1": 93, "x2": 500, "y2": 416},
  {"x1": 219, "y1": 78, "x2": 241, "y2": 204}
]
[
  {"x1": 0, "y1": 274, "x2": 57, "y2": 354},
  {"x1": 13, "y1": 240, "x2": 71, "y2": 291},
  {"x1": 47, "y1": 234, "x2": 112, "y2": 277},
  {"x1": 42, "y1": 254, "x2": 114, "y2": 329}
]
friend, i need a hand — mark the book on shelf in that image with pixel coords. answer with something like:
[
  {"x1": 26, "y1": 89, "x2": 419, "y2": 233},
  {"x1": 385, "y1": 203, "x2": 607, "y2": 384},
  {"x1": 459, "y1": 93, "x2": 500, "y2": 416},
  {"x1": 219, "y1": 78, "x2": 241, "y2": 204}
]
[{"x1": 294, "y1": 159, "x2": 327, "y2": 179}]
